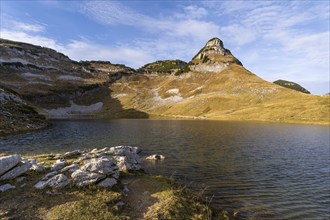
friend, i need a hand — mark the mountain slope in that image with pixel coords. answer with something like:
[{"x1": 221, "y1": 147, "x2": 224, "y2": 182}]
[
  {"x1": 110, "y1": 38, "x2": 329, "y2": 124},
  {"x1": 0, "y1": 37, "x2": 329, "y2": 125},
  {"x1": 0, "y1": 87, "x2": 48, "y2": 135},
  {"x1": 0, "y1": 39, "x2": 145, "y2": 119}
]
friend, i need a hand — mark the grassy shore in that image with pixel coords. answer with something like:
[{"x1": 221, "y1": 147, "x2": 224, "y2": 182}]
[{"x1": 0, "y1": 153, "x2": 235, "y2": 220}]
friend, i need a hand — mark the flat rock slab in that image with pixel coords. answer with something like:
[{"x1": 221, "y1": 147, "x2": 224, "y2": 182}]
[
  {"x1": 0, "y1": 162, "x2": 32, "y2": 181},
  {"x1": 0, "y1": 155, "x2": 21, "y2": 176}
]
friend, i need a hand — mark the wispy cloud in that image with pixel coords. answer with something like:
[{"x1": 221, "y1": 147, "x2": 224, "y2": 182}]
[
  {"x1": 1, "y1": 1, "x2": 328, "y2": 94},
  {"x1": 80, "y1": 1, "x2": 219, "y2": 41},
  {"x1": 12, "y1": 21, "x2": 45, "y2": 33}
]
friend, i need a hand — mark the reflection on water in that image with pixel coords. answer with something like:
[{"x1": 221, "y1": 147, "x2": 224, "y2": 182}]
[{"x1": 1, "y1": 119, "x2": 329, "y2": 219}]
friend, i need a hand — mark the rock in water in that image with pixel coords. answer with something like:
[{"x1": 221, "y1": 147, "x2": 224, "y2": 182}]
[
  {"x1": 0, "y1": 161, "x2": 32, "y2": 181},
  {"x1": 146, "y1": 154, "x2": 166, "y2": 160},
  {"x1": 0, "y1": 155, "x2": 21, "y2": 176}
]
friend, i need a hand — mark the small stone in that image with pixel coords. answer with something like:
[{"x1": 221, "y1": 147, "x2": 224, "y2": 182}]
[
  {"x1": 116, "y1": 201, "x2": 125, "y2": 206},
  {"x1": 0, "y1": 183, "x2": 15, "y2": 192},
  {"x1": 98, "y1": 178, "x2": 117, "y2": 188},
  {"x1": 16, "y1": 176, "x2": 26, "y2": 183}
]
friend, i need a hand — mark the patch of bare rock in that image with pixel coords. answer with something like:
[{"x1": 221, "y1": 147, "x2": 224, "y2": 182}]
[{"x1": 0, "y1": 146, "x2": 165, "y2": 193}]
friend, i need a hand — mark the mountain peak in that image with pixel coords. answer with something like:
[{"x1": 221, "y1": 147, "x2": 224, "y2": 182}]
[{"x1": 190, "y1": 37, "x2": 242, "y2": 73}]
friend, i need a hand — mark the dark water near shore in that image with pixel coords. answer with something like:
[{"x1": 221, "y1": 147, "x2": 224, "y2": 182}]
[{"x1": 1, "y1": 119, "x2": 329, "y2": 219}]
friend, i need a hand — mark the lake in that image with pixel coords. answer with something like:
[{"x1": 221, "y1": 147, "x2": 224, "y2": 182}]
[{"x1": 1, "y1": 119, "x2": 329, "y2": 219}]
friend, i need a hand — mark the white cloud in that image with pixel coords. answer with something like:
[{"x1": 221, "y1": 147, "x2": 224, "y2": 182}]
[
  {"x1": 182, "y1": 5, "x2": 208, "y2": 19},
  {"x1": 0, "y1": 30, "x2": 64, "y2": 51},
  {"x1": 12, "y1": 21, "x2": 45, "y2": 33}
]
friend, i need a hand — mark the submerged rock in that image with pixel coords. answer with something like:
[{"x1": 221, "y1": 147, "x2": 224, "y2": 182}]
[
  {"x1": 0, "y1": 155, "x2": 21, "y2": 176},
  {"x1": 146, "y1": 154, "x2": 166, "y2": 160}
]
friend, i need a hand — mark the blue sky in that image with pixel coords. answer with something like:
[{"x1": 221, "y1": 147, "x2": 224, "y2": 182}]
[{"x1": 1, "y1": 0, "x2": 329, "y2": 95}]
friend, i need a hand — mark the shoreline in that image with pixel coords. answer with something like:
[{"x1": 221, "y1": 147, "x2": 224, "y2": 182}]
[{"x1": 0, "y1": 147, "x2": 236, "y2": 220}]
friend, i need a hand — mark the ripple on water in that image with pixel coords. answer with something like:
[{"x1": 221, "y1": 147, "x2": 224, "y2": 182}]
[{"x1": 0, "y1": 119, "x2": 329, "y2": 219}]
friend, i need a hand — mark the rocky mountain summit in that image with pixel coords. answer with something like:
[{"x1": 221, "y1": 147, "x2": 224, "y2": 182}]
[{"x1": 189, "y1": 37, "x2": 242, "y2": 73}]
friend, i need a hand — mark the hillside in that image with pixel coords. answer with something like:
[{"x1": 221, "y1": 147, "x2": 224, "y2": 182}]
[
  {"x1": 273, "y1": 80, "x2": 310, "y2": 94},
  {"x1": 110, "y1": 38, "x2": 329, "y2": 124},
  {"x1": 0, "y1": 87, "x2": 48, "y2": 135},
  {"x1": 0, "y1": 37, "x2": 329, "y2": 127}
]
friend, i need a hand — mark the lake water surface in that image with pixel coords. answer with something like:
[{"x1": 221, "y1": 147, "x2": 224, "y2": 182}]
[{"x1": 1, "y1": 119, "x2": 329, "y2": 219}]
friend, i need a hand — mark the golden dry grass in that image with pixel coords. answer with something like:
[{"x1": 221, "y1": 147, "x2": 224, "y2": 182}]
[{"x1": 110, "y1": 64, "x2": 329, "y2": 125}]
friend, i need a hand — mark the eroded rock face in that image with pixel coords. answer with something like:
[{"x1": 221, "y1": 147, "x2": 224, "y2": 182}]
[{"x1": 0, "y1": 155, "x2": 21, "y2": 176}]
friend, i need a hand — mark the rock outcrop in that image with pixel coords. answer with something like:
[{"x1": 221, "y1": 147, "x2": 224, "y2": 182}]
[
  {"x1": 273, "y1": 79, "x2": 310, "y2": 94},
  {"x1": 0, "y1": 146, "x2": 145, "y2": 192},
  {"x1": 189, "y1": 37, "x2": 242, "y2": 73}
]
